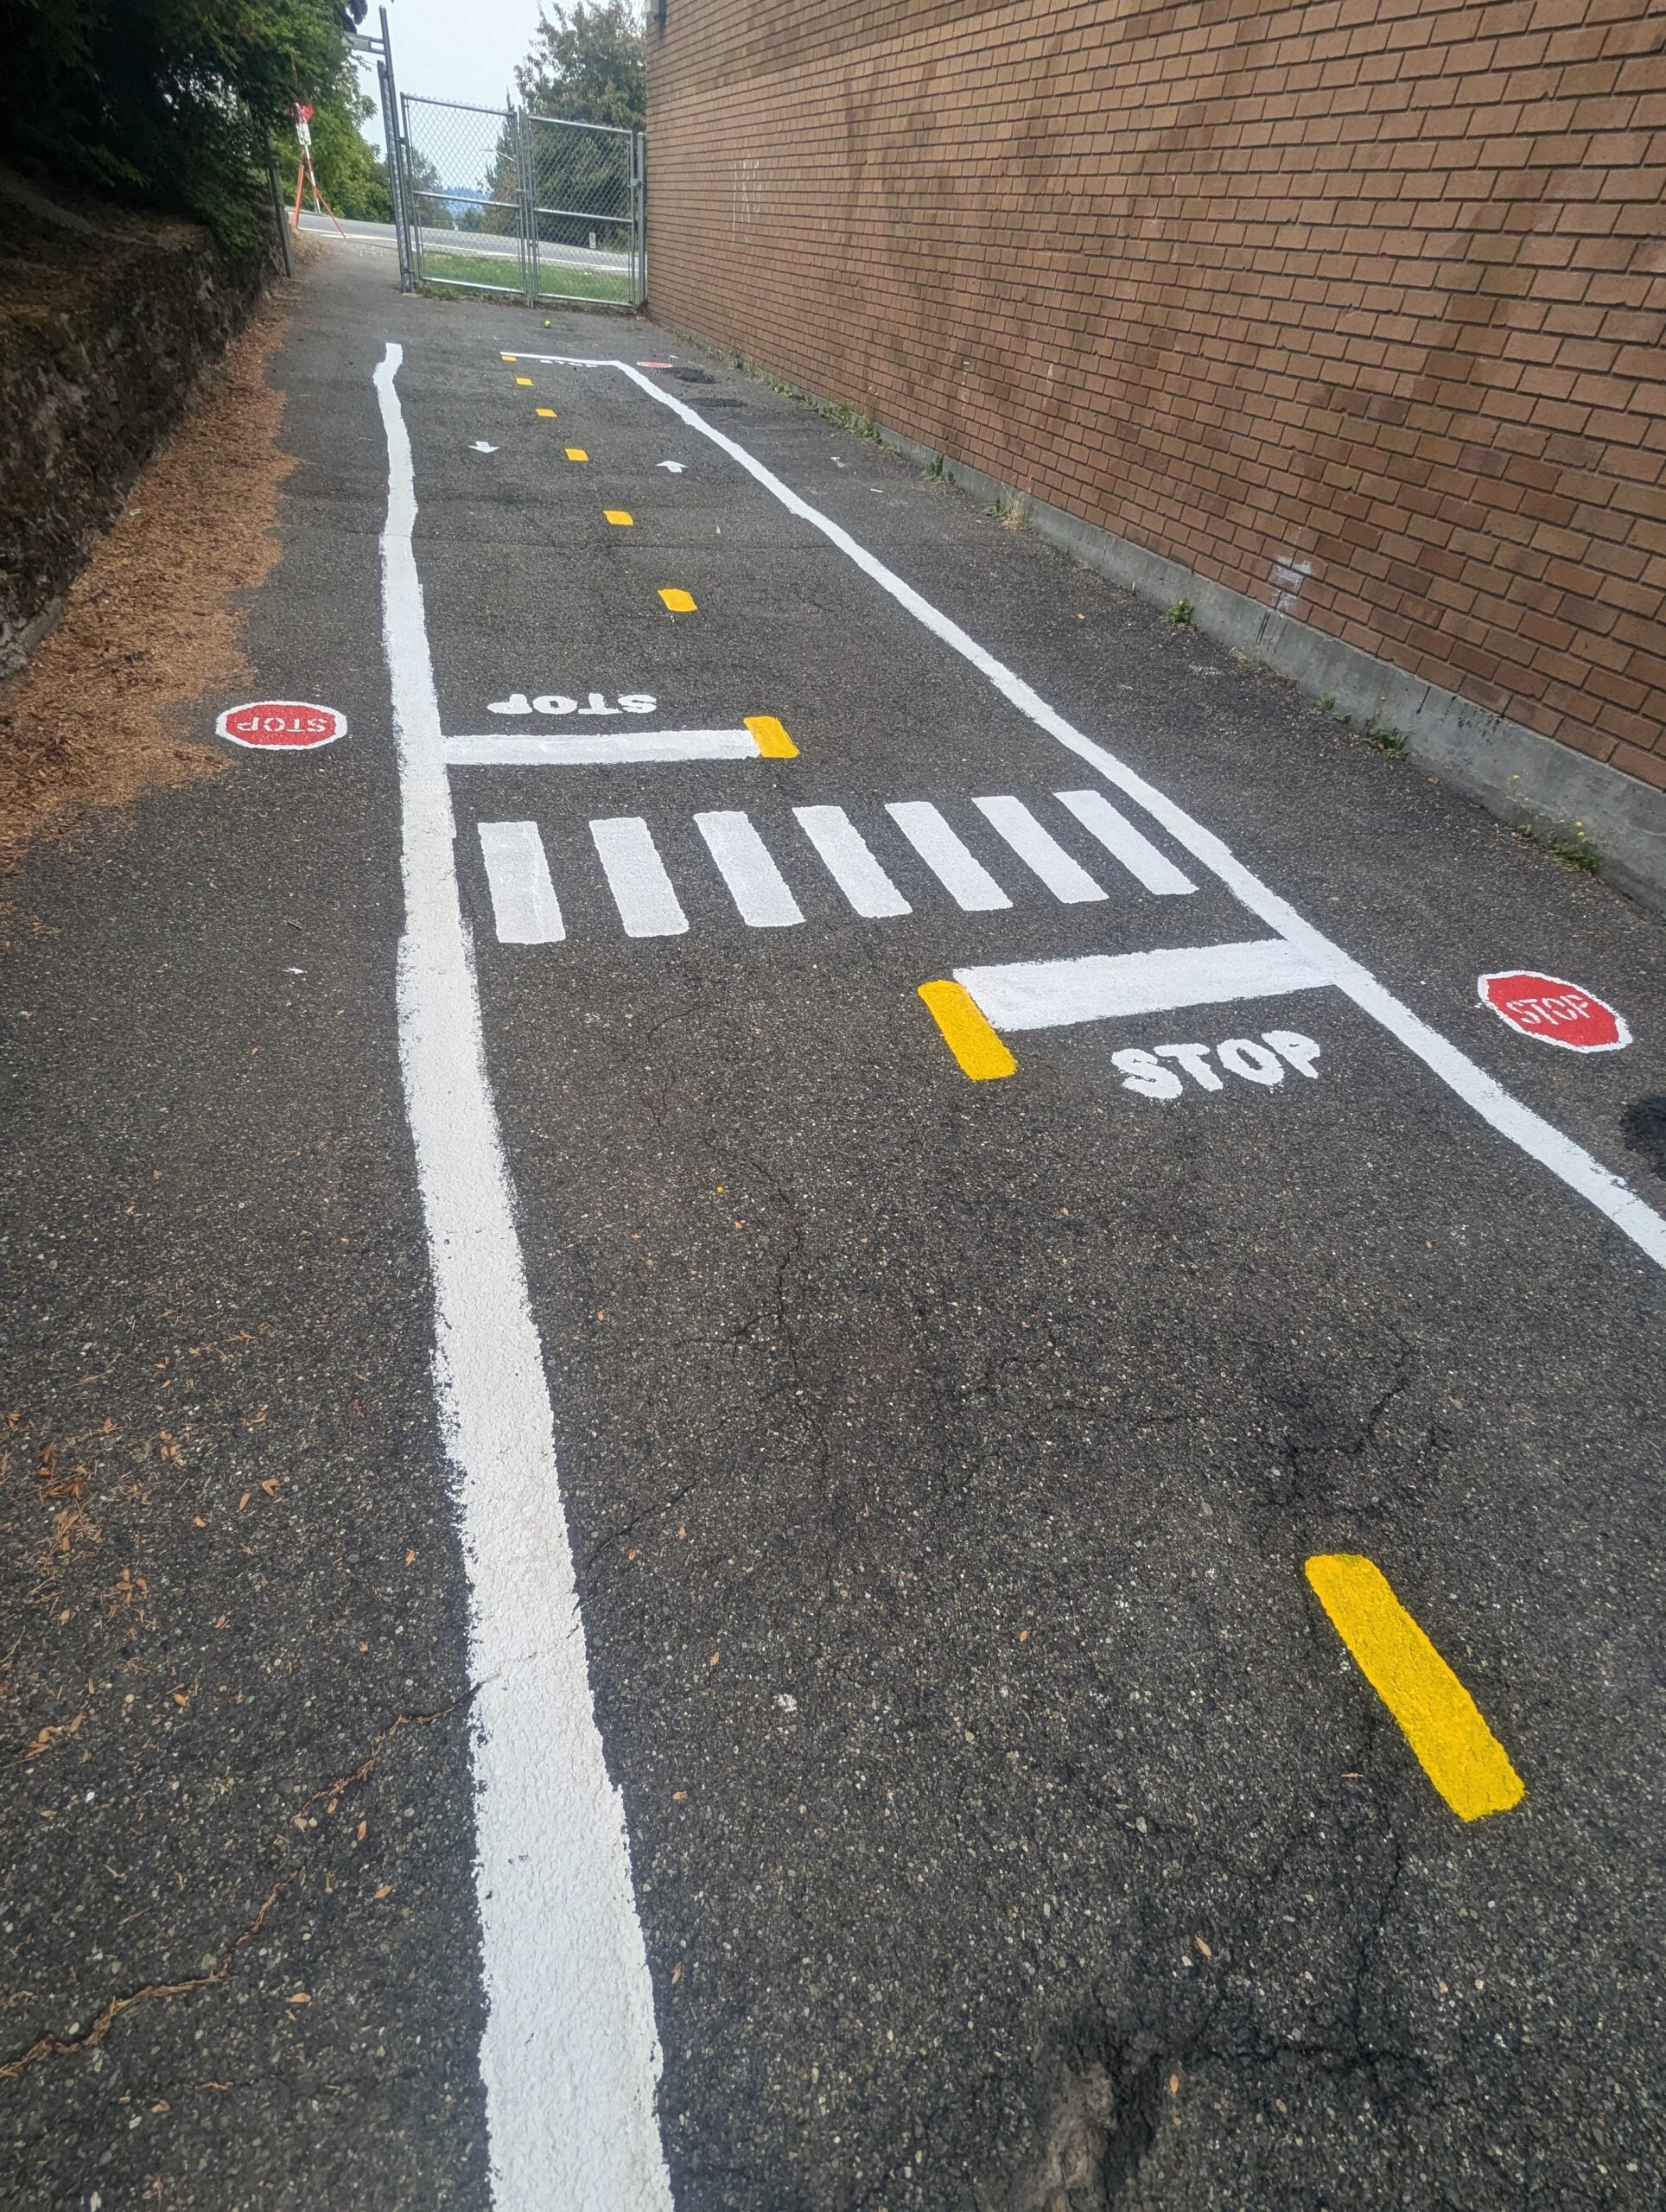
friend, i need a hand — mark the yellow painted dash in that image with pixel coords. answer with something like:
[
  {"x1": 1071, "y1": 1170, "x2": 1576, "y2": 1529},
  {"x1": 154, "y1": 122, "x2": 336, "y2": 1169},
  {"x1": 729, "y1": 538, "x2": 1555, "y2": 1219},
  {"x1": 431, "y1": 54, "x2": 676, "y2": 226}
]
[
  {"x1": 501, "y1": 353, "x2": 518, "y2": 362},
  {"x1": 659, "y1": 587, "x2": 698, "y2": 613},
  {"x1": 565, "y1": 448, "x2": 588, "y2": 462},
  {"x1": 604, "y1": 509, "x2": 633, "y2": 526},
  {"x1": 1305, "y1": 1554, "x2": 1525, "y2": 1821},
  {"x1": 536, "y1": 406, "x2": 557, "y2": 418},
  {"x1": 917, "y1": 980, "x2": 1017, "y2": 1081},
  {"x1": 744, "y1": 714, "x2": 796, "y2": 758},
  {"x1": 515, "y1": 377, "x2": 533, "y2": 386}
]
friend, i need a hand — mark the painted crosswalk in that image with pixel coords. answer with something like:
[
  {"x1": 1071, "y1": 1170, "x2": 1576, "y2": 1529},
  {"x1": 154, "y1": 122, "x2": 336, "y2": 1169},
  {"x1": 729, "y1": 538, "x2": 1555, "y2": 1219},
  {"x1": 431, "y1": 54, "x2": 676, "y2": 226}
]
[
  {"x1": 474, "y1": 791, "x2": 1200, "y2": 946},
  {"x1": 478, "y1": 819, "x2": 564, "y2": 944},
  {"x1": 591, "y1": 815, "x2": 690, "y2": 938},
  {"x1": 886, "y1": 801, "x2": 1011, "y2": 912}
]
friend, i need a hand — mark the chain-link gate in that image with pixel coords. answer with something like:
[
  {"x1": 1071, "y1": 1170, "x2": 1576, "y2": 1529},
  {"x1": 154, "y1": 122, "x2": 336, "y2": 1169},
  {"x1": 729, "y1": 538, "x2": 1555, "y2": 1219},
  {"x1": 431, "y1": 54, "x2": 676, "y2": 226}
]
[{"x1": 394, "y1": 93, "x2": 642, "y2": 308}]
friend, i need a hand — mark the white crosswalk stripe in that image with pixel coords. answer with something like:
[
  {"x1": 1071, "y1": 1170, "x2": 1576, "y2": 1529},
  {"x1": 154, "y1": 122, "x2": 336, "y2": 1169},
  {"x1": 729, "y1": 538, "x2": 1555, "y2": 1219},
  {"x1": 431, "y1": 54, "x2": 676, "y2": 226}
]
[
  {"x1": 479, "y1": 820, "x2": 564, "y2": 944},
  {"x1": 1054, "y1": 789, "x2": 1197, "y2": 896},
  {"x1": 696, "y1": 810, "x2": 804, "y2": 927},
  {"x1": 792, "y1": 804, "x2": 912, "y2": 918},
  {"x1": 592, "y1": 816, "x2": 690, "y2": 937},
  {"x1": 480, "y1": 794, "x2": 1198, "y2": 944},
  {"x1": 885, "y1": 801, "x2": 1011, "y2": 912},
  {"x1": 973, "y1": 795, "x2": 1105, "y2": 903}
]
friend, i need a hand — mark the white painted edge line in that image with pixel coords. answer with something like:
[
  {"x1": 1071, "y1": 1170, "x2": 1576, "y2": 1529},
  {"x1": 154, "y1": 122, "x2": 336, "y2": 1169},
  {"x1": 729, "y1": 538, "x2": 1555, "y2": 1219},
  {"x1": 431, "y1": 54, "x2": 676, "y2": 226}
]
[
  {"x1": 374, "y1": 346, "x2": 673, "y2": 2209},
  {"x1": 446, "y1": 729, "x2": 759, "y2": 766},
  {"x1": 956, "y1": 939, "x2": 1336, "y2": 1033},
  {"x1": 509, "y1": 350, "x2": 1666, "y2": 1273},
  {"x1": 479, "y1": 819, "x2": 564, "y2": 944}
]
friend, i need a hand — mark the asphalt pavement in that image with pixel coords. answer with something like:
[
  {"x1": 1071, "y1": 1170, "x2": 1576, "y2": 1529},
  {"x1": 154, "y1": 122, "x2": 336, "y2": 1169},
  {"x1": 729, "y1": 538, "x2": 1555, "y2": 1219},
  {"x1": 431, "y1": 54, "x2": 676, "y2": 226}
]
[{"x1": 2, "y1": 245, "x2": 1662, "y2": 2210}]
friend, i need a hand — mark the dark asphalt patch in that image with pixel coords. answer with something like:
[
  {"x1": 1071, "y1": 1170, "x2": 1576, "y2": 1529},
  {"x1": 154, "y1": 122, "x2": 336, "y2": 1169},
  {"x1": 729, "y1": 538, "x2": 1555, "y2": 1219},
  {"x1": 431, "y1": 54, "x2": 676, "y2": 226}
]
[{"x1": 3, "y1": 250, "x2": 1662, "y2": 2209}]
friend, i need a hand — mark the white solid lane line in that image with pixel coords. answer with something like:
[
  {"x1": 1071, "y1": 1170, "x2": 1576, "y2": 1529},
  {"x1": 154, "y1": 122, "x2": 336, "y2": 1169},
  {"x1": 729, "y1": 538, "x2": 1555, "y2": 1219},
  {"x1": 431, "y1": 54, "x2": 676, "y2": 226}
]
[
  {"x1": 696, "y1": 809, "x2": 804, "y2": 926},
  {"x1": 886, "y1": 801, "x2": 1011, "y2": 912},
  {"x1": 373, "y1": 347, "x2": 672, "y2": 2210},
  {"x1": 593, "y1": 816, "x2": 690, "y2": 937},
  {"x1": 447, "y1": 729, "x2": 760, "y2": 766},
  {"x1": 793, "y1": 804, "x2": 912, "y2": 918},
  {"x1": 974, "y1": 795, "x2": 1106, "y2": 903},
  {"x1": 957, "y1": 938, "x2": 1339, "y2": 1032},
  {"x1": 516, "y1": 352, "x2": 1661, "y2": 1271},
  {"x1": 479, "y1": 821, "x2": 564, "y2": 944},
  {"x1": 1054, "y1": 788, "x2": 1198, "y2": 896}
]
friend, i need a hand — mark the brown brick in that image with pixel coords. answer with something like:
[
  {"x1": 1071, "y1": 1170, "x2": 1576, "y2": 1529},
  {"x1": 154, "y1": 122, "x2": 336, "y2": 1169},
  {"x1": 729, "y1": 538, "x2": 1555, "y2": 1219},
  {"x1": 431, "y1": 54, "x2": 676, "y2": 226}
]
[{"x1": 647, "y1": 0, "x2": 1665, "y2": 790}]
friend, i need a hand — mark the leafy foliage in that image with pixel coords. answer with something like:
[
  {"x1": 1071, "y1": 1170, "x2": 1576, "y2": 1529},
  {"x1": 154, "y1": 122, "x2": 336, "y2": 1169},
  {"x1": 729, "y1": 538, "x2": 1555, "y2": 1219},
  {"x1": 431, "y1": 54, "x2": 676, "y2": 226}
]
[
  {"x1": 515, "y1": 3, "x2": 645, "y2": 132},
  {"x1": 0, "y1": 0, "x2": 364, "y2": 244}
]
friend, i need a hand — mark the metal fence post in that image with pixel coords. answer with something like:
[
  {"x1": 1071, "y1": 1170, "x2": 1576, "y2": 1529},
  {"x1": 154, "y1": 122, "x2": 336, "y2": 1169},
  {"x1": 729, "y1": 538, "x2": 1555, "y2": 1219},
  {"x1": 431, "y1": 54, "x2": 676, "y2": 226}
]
[
  {"x1": 518, "y1": 106, "x2": 538, "y2": 307},
  {"x1": 378, "y1": 8, "x2": 414, "y2": 291},
  {"x1": 634, "y1": 129, "x2": 645, "y2": 303}
]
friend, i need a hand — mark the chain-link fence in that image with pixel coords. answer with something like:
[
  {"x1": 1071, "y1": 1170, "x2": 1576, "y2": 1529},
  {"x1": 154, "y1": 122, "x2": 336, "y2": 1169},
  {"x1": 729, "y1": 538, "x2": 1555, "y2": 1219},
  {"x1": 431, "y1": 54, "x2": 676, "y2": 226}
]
[{"x1": 395, "y1": 94, "x2": 642, "y2": 307}]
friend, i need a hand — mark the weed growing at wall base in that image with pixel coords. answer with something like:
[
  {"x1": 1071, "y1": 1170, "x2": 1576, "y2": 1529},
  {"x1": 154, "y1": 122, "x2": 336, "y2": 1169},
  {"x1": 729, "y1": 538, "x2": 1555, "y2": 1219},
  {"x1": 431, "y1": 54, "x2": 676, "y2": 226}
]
[
  {"x1": 1364, "y1": 721, "x2": 1407, "y2": 755},
  {"x1": 1514, "y1": 823, "x2": 1602, "y2": 877},
  {"x1": 1168, "y1": 599, "x2": 1195, "y2": 626}
]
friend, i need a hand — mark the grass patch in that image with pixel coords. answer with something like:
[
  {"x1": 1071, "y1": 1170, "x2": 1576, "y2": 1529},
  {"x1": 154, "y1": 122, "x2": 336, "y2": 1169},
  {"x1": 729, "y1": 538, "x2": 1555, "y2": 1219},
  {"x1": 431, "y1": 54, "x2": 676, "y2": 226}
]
[
  {"x1": 1314, "y1": 693, "x2": 1350, "y2": 724},
  {"x1": 416, "y1": 249, "x2": 633, "y2": 303},
  {"x1": 1515, "y1": 823, "x2": 1602, "y2": 876},
  {"x1": 923, "y1": 453, "x2": 948, "y2": 482}
]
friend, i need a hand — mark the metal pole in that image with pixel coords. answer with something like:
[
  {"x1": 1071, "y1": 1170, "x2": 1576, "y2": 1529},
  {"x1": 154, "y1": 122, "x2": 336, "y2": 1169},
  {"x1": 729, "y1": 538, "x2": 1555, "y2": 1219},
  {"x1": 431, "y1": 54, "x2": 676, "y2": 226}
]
[
  {"x1": 516, "y1": 107, "x2": 537, "y2": 308},
  {"x1": 398, "y1": 91, "x2": 422, "y2": 288},
  {"x1": 379, "y1": 7, "x2": 415, "y2": 292},
  {"x1": 378, "y1": 60, "x2": 410, "y2": 291},
  {"x1": 634, "y1": 130, "x2": 645, "y2": 304},
  {"x1": 265, "y1": 138, "x2": 294, "y2": 276}
]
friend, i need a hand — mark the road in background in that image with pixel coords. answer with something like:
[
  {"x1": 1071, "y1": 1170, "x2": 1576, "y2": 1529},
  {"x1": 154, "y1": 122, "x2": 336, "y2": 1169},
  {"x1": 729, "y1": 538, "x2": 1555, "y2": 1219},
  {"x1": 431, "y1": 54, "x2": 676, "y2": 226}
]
[
  {"x1": 296, "y1": 211, "x2": 629, "y2": 276},
  {"x1": 2, "y1": 248, "x2": 1661, "y2": 2209}
]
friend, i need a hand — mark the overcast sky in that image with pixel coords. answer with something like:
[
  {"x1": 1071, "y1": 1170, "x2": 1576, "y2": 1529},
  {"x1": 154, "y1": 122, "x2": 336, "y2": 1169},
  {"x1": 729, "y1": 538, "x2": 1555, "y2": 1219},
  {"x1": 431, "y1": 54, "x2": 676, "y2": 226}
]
[{"x1": 357, "y1": 0, "x2": 549, "y2": 149}]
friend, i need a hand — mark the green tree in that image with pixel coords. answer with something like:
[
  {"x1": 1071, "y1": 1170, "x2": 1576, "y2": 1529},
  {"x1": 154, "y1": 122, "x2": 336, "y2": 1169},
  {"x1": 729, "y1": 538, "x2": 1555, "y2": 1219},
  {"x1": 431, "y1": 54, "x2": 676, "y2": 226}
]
[
  {"x1": 515, "y1": 3, "x2": 645, "y2": 131},
  {"x1": 0, "y1": 0, "x2": 361, "y2": 244}
]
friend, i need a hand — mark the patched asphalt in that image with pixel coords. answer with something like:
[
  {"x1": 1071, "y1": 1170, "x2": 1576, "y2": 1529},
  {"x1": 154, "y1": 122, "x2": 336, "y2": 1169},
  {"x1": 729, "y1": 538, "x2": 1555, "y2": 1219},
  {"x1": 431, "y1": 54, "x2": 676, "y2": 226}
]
[{"x1": 2, "y1": 246, "x2": 1662, "y2": 2209}]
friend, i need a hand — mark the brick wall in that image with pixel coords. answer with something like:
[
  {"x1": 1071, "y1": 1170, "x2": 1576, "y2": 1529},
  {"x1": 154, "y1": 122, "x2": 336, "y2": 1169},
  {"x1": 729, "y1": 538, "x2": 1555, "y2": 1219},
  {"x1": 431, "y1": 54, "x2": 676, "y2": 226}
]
[{"x1": 645, "y1": 0, "x2": 1666, "y2": 792}]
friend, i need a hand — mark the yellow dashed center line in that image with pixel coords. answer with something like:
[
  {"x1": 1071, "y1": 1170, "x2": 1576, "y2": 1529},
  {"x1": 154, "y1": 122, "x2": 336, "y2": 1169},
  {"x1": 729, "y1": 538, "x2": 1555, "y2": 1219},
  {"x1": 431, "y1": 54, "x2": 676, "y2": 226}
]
[
  {"x1": 536, "y1": 407, "x2": 556, "y2": 419},
  {"x1": 514, "y1": 377, "x2": 533, "y2": 386},
  {"x1": 1305, "y1": 1554, "x2": 1525, "y2": 1821},
  {"x1": 566, "y1": 448, "x2": 588, "y2": 462},
  {"x1": 659, "y1": 587, "x2": 697, "y2": 613},
  {"x1": 917, "y1": 980, "x2": 1017, "y2": 1080},
  {"x1": 744, "y1": 715, "x2": 797, "y2": 758},
  {"x1": 604, "y1": 510, "x2": 633, "y2": 526}
]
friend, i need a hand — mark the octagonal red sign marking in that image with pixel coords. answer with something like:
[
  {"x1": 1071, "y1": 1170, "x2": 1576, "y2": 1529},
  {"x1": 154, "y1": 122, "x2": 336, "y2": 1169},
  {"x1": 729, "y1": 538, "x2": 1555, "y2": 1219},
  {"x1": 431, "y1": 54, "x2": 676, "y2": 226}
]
[
  {"x1": 1478, "y1": 970, "x2": 1630, "y2": 1052},
  {"x1": 216, "y1": 700, "x2": 346, "y2": 751}
]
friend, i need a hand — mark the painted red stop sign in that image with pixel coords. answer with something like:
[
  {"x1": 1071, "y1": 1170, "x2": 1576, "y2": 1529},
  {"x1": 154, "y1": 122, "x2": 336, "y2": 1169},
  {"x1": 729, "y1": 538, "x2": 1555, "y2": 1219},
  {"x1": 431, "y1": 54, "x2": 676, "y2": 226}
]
[
  {"x1": 1478, "y1": 970, "x2": 1630, "y2": 1052},
  {"x1": 216, "y1": 700, "x2": 346, "y2": 750}
]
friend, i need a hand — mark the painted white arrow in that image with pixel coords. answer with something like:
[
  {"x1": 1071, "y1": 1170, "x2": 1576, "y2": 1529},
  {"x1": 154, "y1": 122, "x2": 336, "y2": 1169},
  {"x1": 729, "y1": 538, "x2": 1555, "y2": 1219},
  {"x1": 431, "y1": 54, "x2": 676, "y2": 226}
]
[
  {"x1": 471, "y1": 441, "x2": 498, "y2": 454},
  {"x1": 657, "y1": 460, "x2": 687, "y2": 473}
]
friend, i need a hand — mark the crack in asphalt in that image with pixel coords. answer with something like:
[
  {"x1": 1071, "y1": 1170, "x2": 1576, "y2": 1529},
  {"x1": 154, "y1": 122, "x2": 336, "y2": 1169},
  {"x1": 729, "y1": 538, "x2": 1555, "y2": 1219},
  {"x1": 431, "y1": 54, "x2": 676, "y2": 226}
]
[{"x1": 0, "y1": 1692, "x2": 470, "y2": 2082}]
